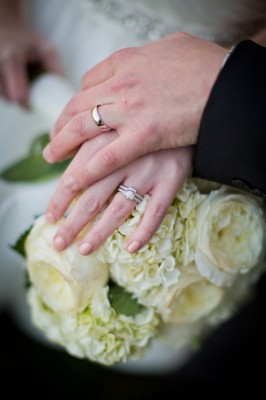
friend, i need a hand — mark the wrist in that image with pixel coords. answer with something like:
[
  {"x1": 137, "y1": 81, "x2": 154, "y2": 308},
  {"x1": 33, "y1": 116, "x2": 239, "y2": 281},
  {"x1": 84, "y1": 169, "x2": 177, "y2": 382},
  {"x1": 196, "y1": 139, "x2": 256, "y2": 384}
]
[{"x1": 221, "y1": 45, "x2": 236, "y2": 68}]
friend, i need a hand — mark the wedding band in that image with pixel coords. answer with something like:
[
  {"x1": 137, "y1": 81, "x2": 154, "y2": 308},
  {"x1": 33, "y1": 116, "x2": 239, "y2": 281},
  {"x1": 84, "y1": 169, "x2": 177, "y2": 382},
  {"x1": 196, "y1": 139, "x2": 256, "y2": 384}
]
[
  {"x1": 118, "y1": 185, "x2": 143, "y2": 204},
  {"x1": 91, "y1": 105, "x2": 110, "y2": 131}
]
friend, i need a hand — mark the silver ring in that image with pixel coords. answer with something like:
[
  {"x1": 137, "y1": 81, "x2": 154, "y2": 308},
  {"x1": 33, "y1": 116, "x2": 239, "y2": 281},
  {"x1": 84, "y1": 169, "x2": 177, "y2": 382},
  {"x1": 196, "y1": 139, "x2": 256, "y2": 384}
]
[
  {"x1": 91, "y1": 105, "x2": 110, "y2": 132},
  {"x1": 118, "y1": 185, "x2": 143, "y2": 204}
]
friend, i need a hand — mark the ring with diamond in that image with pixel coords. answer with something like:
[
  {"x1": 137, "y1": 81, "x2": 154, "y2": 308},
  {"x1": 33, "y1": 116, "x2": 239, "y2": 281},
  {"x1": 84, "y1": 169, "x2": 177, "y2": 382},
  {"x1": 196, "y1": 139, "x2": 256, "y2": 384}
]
[
  {"x1": 118, "y1": 185, "x2": 143, "y2": 204},
  {"x1": 91, "y1": 105, "x2": 111, "y2": 132}
]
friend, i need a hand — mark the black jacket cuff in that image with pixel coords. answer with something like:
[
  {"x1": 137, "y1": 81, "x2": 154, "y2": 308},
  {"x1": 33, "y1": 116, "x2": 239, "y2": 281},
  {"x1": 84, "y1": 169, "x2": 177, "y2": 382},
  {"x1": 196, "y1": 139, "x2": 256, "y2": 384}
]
[{"x1": 193, "y1": 40, "x2": 266, "y2": 199}]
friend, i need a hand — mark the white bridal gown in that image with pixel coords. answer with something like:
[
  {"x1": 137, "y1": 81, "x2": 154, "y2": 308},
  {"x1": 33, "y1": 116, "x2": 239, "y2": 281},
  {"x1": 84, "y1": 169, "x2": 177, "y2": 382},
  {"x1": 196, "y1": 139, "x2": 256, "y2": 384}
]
[{"x1": 0, "y1": 0, "x2": 265, "y2": 373}]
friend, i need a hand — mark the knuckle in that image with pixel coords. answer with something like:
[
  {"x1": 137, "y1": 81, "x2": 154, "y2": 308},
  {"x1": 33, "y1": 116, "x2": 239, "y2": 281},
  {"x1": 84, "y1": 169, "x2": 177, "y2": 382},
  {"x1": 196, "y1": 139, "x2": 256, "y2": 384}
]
[
  {"x1": 72, "y1": 114, "x2": 86, "y2": 138},
  {"x1": 58, "y1": 223, "x2": 77, "y2": 243},
  {"x1": 112, "y1": 47, "x2": 136, "y2": 65},
  {"x1": 172, "y1": 31, "x2": 188, "y2": 40},
  {"x1": 101, "y1": 148, "x2": 118, "y2": 170},
  {"x1": 79, "y1": 195, "x2": 101, "y2": 217},
  {"x1": 61, "y1": 174, "x2": 80, "y2": 194},
  {"x1": 79, "y1": 165, "x2": 93, "y2": 183},
  {"x1": 109, "y1": 200, "x2": 131, "y2": 220},
  {"x1": 110, "y1": 73, "x2": 137, "y2": 93}
]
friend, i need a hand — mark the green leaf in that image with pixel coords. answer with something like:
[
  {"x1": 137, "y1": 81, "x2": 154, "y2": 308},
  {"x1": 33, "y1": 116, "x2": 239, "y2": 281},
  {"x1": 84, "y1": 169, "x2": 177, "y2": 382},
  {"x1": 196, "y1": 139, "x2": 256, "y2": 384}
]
[
  {"x1": 108, "y1": 283, "x2": 144, "y2": 317},
  {"x1": 24, "y1": 271, "x2": 32, "y2": 289},
  {"x1": 0, "y1": 132, "x2": 72, "y2": 182},
  {"x1": 0, "y1": 154, "x2": 71, "y2": 182},
  {"x1": 191, "y1": 335, "x2": 203, "y2": 351},
  {"x1": 11, "y1": 225, "x2": 32, "y2": 257}
]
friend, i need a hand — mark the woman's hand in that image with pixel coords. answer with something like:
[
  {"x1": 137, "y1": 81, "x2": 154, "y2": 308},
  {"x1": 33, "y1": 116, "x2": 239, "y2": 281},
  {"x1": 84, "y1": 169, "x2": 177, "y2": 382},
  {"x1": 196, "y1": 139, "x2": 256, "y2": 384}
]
[
  {"x1": 45, "y1": 132, "x2": 193, "y2": 255},
  {"x1": 0, "y1": 0, "x2": 61, "y2": 105},
  {"x1": 43, "y1": 32, "x2": 226, "y2": 180}
]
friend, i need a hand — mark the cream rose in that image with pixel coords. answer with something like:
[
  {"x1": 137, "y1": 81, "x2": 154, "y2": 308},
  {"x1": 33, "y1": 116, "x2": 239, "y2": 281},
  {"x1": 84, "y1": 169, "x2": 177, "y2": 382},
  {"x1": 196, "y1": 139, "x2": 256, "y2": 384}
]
[
  {"x1": 26, "y1": 216, "x2": 109, "y2": 313},
  {"x1": 194, "y1": 188, "x2": 265, "y2": 286},
  {"x1": 137, "y1": 267, "x2": 224, "y2": 323}
]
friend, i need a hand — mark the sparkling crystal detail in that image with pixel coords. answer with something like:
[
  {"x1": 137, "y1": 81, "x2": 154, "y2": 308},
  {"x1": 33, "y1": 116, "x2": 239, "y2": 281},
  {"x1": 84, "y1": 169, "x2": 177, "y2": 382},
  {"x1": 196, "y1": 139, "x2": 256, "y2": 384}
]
[
  {"x1": 83, "y1": 0, "x2": 177, "y2": 41},
  {"x1": 82, "y1": 0, "x2": 249, "y2": 45},
  {"x1": 125, "y1": 187, "x2": 136, "y2": 200}
]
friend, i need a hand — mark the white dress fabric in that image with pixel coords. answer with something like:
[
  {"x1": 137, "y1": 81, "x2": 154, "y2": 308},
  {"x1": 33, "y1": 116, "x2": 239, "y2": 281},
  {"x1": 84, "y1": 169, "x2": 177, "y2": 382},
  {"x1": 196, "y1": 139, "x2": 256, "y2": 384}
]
[
  {"x1": 0, "y1": 0, "x2": 266, "y2": 373},
  {"x1": 29, "y1": 0, "x2": 266, "y2": 87}
]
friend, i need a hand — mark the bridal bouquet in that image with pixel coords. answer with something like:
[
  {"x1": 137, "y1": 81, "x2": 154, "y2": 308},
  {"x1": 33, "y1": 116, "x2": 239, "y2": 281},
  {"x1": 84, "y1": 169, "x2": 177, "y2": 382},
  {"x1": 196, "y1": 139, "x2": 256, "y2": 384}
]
[
  {"x1": 2, "y1": 73, "x2": 265, "y2": 367},
  {"x1": 19, "y1": 178, "x2": 265, "y2": 366}
]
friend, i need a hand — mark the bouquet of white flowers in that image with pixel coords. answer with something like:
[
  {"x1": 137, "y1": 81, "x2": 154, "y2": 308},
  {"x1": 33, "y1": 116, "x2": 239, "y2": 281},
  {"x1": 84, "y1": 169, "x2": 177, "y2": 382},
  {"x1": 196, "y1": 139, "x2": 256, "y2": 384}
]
[
  {"x1": 20, "y1": 178, "x2": 266, "y2": 366},
  {"x1": 2, "y1": 73, "x2": 265, "y2": 368}
]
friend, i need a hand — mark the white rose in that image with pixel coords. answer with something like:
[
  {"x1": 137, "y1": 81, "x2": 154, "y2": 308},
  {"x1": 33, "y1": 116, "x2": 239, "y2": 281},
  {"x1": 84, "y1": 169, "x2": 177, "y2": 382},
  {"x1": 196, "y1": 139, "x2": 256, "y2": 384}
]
[
  {"x1": 194, "y1": 188, "x2": 265, "y2": 286},
  {"x1": 26, "y1": 216, "x2": 109, "y2": 313},
  {"x1": 138, "y1": 267, "x2": 224, "y2": 323},
  {"x1": 167, "y1": 278, "x2": 224, "y2": 323}
]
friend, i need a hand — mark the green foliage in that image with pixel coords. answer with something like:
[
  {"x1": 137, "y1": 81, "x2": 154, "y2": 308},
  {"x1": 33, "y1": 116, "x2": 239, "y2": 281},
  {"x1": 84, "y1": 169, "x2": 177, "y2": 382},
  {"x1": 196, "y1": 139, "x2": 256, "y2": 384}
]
[
  {"x1": 0, "y1": 133, "x2": 71, "y2": 182},
  {"x1": 108, "y1": 283, "x2": 144, "y2": 317},
  {"x1": 11, "y1": 226, "x2": 32, "y2": 257}
]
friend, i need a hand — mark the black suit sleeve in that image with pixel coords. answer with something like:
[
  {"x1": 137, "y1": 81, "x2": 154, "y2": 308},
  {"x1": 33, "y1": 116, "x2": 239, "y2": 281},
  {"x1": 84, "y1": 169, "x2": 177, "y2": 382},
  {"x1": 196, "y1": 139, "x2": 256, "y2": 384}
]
[{"x1": 193, "y1": 40, "x2": 266, "y2": 199}]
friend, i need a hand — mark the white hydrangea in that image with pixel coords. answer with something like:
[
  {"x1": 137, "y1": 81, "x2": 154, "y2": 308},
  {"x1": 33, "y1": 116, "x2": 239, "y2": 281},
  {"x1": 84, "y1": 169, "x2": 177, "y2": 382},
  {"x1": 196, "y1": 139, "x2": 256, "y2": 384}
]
[
  {"x1": 24, "y1": 178, "x2": 266, "y2": 365},
  {"x1": 28, "y1": 286, "x2": 160, "y2": 366},
  {"x1": 98, "y1": 180, "x2": 206, "y2": 299}
]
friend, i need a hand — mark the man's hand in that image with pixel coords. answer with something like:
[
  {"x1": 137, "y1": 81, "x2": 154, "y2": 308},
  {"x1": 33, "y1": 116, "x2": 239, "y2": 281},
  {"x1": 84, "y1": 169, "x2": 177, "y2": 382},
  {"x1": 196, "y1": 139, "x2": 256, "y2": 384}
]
[{"x1": 43, "y1": 33, "x2": 226, "y2": 185}]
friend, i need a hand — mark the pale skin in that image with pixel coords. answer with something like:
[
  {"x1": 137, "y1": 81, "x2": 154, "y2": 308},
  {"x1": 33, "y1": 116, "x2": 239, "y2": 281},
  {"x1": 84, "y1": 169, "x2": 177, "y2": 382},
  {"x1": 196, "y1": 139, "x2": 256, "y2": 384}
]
[
  {"x1": 49, "y1": 133, "x2": 193, "y2": 255},
  {"x1": 43, "y1": 33, "x2": 228, "y2": 164},
  {"x1": 0, "y1": 0, "x2": 61, "y2": 105},
  {"x1": 2, "y1": 2, "x2": 266, "y2": 254},
  {"x1": 43, "y1": 29, "x2": 266, "y2": 255},
  {"x1": 42, "y1": 32, "x2": 227, "y2": 254}
]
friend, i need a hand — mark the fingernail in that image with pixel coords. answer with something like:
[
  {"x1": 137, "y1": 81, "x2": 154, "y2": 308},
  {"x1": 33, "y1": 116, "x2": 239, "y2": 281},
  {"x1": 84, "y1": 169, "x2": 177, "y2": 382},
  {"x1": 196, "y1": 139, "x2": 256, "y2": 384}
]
[
  {"x1": 54, "y1": 236, "x2": 67, "y2": 251},
  {"x1": 43, "y1": 145, "x2": 52, "y2": 162},
  {"x1": 79, "y1": 242, "x2": 93, "y2": 255},
  {"x1": 127, "y1": 241, "x2": 140, "y2": 253},
  {"x1": 46, "y1": 211, "x2": 56, "y2": 224}
]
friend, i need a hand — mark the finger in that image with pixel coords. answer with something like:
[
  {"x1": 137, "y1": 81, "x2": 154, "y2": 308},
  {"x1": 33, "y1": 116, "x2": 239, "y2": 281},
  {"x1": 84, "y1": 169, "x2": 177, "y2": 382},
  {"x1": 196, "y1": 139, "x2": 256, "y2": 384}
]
[
  {"x1": 49, "y1": 82, "x2": 114, "y2": 142},
  {"x1": 38, "y1": 44, "x2": 63, "y2": 74},
  {"x1": 43, "y1": 109, "x2": 114, "y2": 163},
  {"x1": 76, "y1": 132, "x2": 150, "y2": 186},
  {"x1": 52, "y1": 172, "x2": 122, "y2": 251},
  {"x1": 2, "y1": 58, "x2": 29, "y2": 104},
  {"x1": 125, "y1": 183, "x2": 180, "y2": 253},
  {"x1": 78, "y1": 191, "x2": 141, "y2": 256},
  {"x1": 81, "y1": 55, "x2": 115, "y2": 90},
  {"x1": 45, "y1": 132, "x2": 117, "y2": 222},
  {"x1": 29, "y1": 34, "x2": 63, "y2": 74},
  {"x1": 125, "y1": 148, "x2": 194, "y2": 253},
  {"x1": 48, "y1": 133, "x2": 147, "y2": 208}
]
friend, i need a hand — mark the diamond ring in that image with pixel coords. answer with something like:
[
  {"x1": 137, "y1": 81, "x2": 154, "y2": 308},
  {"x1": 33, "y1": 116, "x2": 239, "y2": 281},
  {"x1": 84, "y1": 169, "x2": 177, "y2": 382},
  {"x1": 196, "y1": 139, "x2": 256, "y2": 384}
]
[{"x1": 118, "y1": 185, "x2": 143, "y2": 204}]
